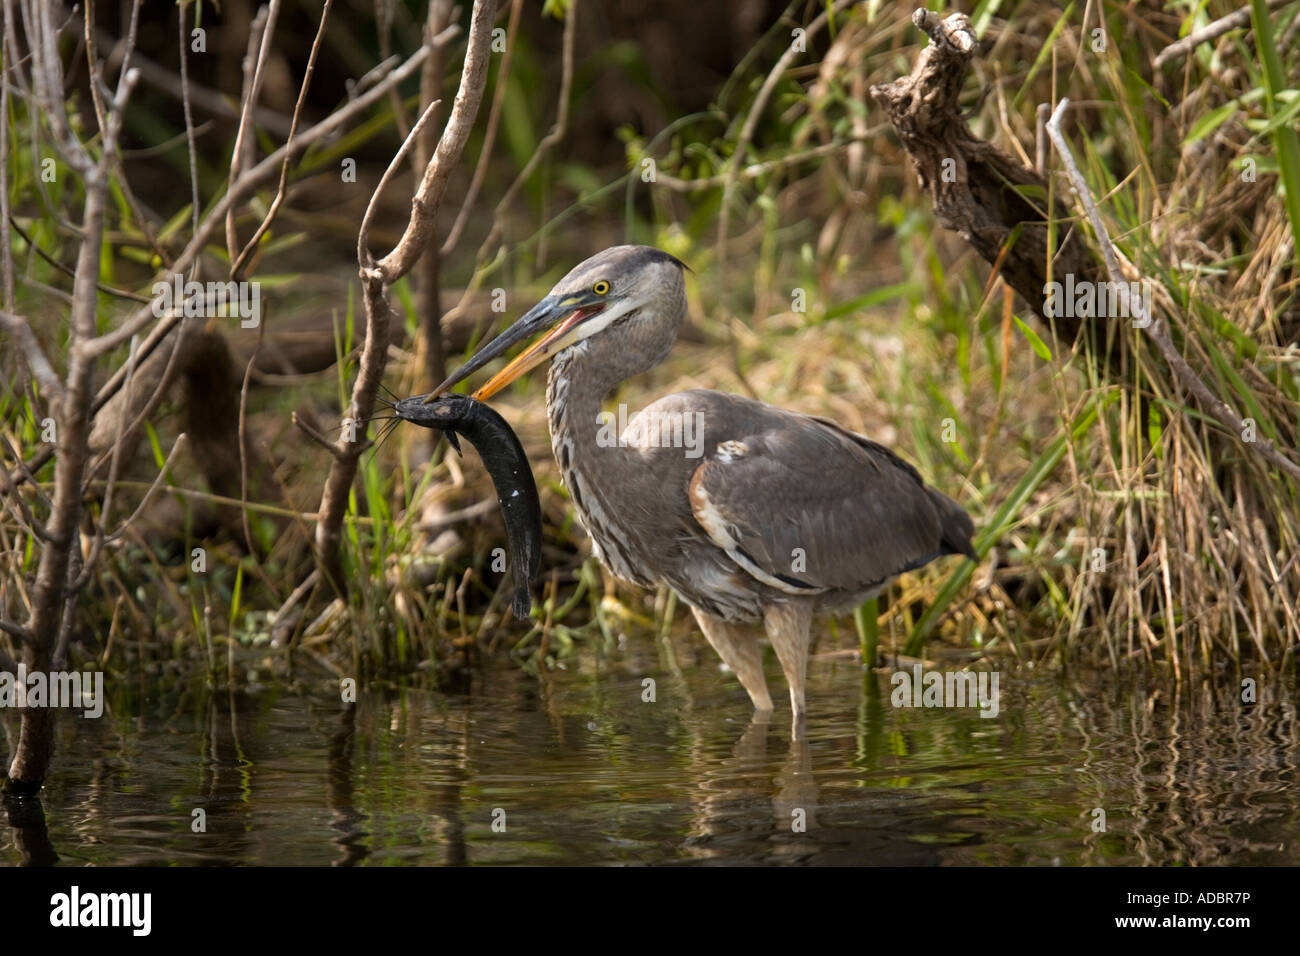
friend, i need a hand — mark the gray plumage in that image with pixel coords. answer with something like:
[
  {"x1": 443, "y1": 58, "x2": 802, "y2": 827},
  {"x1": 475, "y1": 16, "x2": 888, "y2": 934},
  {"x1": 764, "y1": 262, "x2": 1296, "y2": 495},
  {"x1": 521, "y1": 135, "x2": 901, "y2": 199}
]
[{"x1": 439, "y1": 245, "x2": 977, "y2": 721}]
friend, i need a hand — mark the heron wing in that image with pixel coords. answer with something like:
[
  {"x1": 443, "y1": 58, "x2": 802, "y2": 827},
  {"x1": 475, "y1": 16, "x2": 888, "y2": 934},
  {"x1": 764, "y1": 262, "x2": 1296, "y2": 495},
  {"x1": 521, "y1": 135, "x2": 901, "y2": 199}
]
[{"x1": 685, "y1": 401, "x2": 973, "y2": 593}]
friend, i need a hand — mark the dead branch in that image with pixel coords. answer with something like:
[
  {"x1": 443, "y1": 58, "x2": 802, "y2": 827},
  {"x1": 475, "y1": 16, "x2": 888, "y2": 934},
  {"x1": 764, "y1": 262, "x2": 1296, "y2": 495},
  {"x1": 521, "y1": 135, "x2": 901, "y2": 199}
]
[
  {"x1": 311, "y1": 0, "x2": 497, "y2": 595},
  {"x1": 372, "y1": 3, "x2": 497, "y2": 280},
  {"x1": 414, "y1": 0, "x2": 456, "y2": 391},
  {"x1": 230, "y1": 0, "x2": 336, "y2": 280},
  {"x1": 1153, "y1": 0, "x2": 1292, "y2": 69},
  {"x1": 0, "y1": 309, "x2": 64, "y2": 403},
  {"x1": 870, "y1": 9, "x2": 1112, "y2": 363},
  {"x1": 5, "y1": 0, "x2": 138, "y2": 792},
  {"x1": 226, "y1": 2, "x2": 280, "y2": 263},
  {"x1": 476, "y1": 0, "x2": 577, "y2": 258},
  {"x1": 442, "y1": 0, "x2": 523, "y2": 256}
]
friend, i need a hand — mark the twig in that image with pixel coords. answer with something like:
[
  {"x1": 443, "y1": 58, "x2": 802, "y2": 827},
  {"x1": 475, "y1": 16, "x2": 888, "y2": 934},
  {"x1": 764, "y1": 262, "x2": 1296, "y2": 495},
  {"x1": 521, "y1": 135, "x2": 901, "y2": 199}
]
[
  {"x1": 291, "y1": 410, "x2": 336, "y2": 454},
  {"x1": 177, "y1": 0, "x2": 200, "y2": 265},
  {"x1": 442, "y1": 0, "x2": 523, "y2": 255},
  {"x1": 476, "y1": 0, "x2": 574, "y2": 257},
  {"x1": 226, "y1": 2, "x2": 280, "y2": 263},
  {"x1": 0, "y1": 618, "x2": 32, "y2": 646},
  {"x1": 1045, "y1": 98, "x2": 1300, "y2": 484},
  {"x1": 103, "y1": 433, "x2": 188, "y2": 545},
  {"x1": 0, "y1": 309, "x2": 64, "y2": 403},
  {"x1": 1153, "y1": 0, "x2": 1292, "y2": 69},
  {"x1": 357, "y1": 97, "x2": 445, "y2": 270},
  {"x1": 0, "y1": 431, "x2": 51, "y2": 542},
  {"x1": 313, "y1": 0, "x2": 497, "y2": 595},
  {"x1": 374, "y1": 0, "x2": 413, "y2": 141},
  {"x1": 0, "y1": 434, "x2": 49, "y2": 509},
  {"x1": 7, "y1": 216, "x2": 151, "y2": 302},
  {"x1": 231, "y1": 0, "x2": 336, "y2": 280},
  {"x1": 269, "y1": 568, "x2": 319, "y2": 648},
  {"x1": 84, "y1": 0, "x2": 166, "y2": 267},
  {"x1": 716, "y1": 0, "x2": 856, "y2": 267}
]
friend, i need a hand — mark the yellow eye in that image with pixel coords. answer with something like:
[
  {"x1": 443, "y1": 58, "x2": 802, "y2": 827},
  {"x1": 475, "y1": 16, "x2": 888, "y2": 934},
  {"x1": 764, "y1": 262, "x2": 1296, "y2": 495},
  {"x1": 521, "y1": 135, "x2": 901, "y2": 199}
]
[{"x1": 592, "y1": 280, "x2": 610, "y2": 295}]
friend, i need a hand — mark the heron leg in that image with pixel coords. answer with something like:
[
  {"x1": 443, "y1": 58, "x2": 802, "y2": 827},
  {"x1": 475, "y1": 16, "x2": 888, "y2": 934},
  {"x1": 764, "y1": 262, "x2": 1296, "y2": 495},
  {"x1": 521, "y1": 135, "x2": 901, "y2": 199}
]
[
  {"x1": 691, "y1": 607, "x2": 773, "y2": 711},
  {"x1": 763, "y1": 601, "x2": 813, "y2": 720}
]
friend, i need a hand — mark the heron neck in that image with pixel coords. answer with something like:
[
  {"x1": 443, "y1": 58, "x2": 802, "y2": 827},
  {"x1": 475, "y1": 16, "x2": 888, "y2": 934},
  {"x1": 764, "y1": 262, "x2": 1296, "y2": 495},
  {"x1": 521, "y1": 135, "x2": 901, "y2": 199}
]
[
  {"x1": 544, "y1": 325, "x2": 667, "y2": 496},
  {"x1": 547, "y1": 338, "x2": 639, "y2": 462}
]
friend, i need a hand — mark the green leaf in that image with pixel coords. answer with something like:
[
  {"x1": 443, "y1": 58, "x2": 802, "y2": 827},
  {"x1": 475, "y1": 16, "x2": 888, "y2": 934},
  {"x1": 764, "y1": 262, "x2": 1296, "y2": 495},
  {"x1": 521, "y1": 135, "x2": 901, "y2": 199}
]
[
  {"x1": 1184, "y1": 100, "x2": 1238, "y2": 145},
  {"x1": 1013, "y1": 315, "x2": 1054, "y2": 360}
]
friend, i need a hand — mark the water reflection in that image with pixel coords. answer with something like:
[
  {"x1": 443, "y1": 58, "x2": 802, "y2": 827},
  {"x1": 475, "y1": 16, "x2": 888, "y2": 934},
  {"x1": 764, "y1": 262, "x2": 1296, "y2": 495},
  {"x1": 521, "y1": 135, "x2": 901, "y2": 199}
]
[{"x1": 2, "y1": 628, "x2": 1297, "y2": 865}]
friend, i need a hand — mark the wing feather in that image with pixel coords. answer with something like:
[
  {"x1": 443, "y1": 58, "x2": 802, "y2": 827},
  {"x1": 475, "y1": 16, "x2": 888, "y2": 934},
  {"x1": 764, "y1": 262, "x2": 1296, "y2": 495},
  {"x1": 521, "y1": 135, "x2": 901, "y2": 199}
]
[{"x1": 686, "y1": 406, "x2": 970, "y2": 593}]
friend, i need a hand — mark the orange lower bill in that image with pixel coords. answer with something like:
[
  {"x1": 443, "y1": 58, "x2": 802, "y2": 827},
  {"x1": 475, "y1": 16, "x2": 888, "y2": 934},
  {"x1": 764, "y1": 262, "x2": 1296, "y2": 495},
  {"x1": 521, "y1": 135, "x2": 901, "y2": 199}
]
[{"x1": 471, "y1": 306, "x2": 603, "y2": 400}]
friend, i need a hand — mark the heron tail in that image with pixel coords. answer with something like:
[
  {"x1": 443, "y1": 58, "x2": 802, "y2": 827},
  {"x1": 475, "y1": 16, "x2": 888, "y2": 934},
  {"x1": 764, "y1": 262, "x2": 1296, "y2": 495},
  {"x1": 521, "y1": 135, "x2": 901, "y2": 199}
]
[{"x1": 932, "y1": 489, "x2": 978, "y2": 561}]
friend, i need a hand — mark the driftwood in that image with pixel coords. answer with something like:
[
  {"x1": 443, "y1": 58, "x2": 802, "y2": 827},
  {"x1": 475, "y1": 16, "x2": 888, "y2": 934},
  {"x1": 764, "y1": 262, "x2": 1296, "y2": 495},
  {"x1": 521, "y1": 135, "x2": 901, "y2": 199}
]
[
  {"x1": 872, "y1": 9, "x2": 1300, "y2": 484},
  {"x1": 870, "y1": 9, "x2": 1114, "y2": 364}
]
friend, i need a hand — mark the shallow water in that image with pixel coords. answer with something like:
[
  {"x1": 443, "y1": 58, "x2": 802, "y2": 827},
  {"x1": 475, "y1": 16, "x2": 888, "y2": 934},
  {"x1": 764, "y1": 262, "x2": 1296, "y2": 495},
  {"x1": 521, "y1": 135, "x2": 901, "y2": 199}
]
[{"x1": 4, "y1": 629, "x2": 1298, "y2": 866}]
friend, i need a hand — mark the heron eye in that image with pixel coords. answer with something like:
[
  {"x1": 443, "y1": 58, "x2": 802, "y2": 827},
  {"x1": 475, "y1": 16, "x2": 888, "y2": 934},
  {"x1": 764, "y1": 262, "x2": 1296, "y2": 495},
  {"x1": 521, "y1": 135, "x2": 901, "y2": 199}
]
[{"x1": 592, "y1": 280, "x2": 610, "y2": 295}]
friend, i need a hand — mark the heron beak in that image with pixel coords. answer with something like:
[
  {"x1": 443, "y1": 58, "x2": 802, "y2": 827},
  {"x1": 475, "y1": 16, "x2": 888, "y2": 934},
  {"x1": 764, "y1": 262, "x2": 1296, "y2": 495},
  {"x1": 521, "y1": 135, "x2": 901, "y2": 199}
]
[{"x1": 424, "y1": 294, "x2": 605, "y2": 403}]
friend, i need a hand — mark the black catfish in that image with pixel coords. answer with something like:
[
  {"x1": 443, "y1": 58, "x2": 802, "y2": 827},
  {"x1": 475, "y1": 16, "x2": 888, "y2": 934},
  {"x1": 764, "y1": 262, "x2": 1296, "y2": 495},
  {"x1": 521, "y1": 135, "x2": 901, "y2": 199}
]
[{"x1": 393, "y1": 393, "x2": 541, "y2": 620}]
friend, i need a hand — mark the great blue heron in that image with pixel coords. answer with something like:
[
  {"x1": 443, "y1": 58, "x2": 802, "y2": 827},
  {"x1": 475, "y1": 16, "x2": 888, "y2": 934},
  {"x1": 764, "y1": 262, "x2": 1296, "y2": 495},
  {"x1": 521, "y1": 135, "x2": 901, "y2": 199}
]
[{"x1": 431, "y1": 245, "x2": 976, "y2": 719}]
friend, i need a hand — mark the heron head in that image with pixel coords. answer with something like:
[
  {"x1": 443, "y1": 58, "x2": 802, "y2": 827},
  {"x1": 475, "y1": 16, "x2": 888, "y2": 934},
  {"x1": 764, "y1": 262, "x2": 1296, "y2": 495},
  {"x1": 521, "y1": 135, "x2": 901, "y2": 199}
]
[{"x1": 427, "y1": 245, "x2": 687, "y2": 402}]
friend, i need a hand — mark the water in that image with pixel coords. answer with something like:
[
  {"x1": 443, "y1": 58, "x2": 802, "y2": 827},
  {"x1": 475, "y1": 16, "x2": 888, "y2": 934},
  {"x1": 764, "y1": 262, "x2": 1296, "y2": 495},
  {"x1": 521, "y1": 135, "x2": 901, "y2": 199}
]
[{"x1": 4, "y1": 630, "x2": 1297, "y2": 865}]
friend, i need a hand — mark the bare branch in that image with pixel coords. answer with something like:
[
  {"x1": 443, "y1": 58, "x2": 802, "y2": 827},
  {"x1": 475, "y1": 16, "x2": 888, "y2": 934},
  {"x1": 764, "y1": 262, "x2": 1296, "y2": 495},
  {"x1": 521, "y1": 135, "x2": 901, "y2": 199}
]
[
  {"x1": 8, "y1": 216, "x2": 151, "y2": 302},
  {"x1": 7, "y1": 3, "x2": 140, "y2": 787},
  {"x1": 81, "y1": 29, "x2": 459, "y2": 364},
  {"x1": 476, "y1": 0, "x2": 576, "y2": 258},
  {"x1": 374, "y1": 0, "x2": 498, "y2": 281},
  {"x1": 226, "y1": 1, "x2": 280, "y2": 262},
  {"x1": 0, "y1": 618, "x2": 32, "y2": 646},
  {"x1": 442, "y1": 0, "x2": 521, "y2": 255},
  {"x1": 0, "y1": 309, "x2": 64, "y2": 403},
  {"x1": 313, "y1": 0, "x2": 498, "y2": 594},
  {"x1": 104, "y1": 433, "x2": 187, "y2": 545},
  {"x1": 177, "y1": 0, "x2": 201, "y2": 265},
  {"x1": 83, "y1": 0, "x2": 166, "y2": 266},
  {"x1": 231, "y1": 0, "x2": 336, "y2": 280},
  {"x1": 292, "y1": 410, "x2": 338, "y2": 456},
  {"x1": 1153, "y1": 0, "x2": 1292, "y2": 69},
  {"x1": 358, "y1": 97, "x2": 444, "y2": 269}
]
